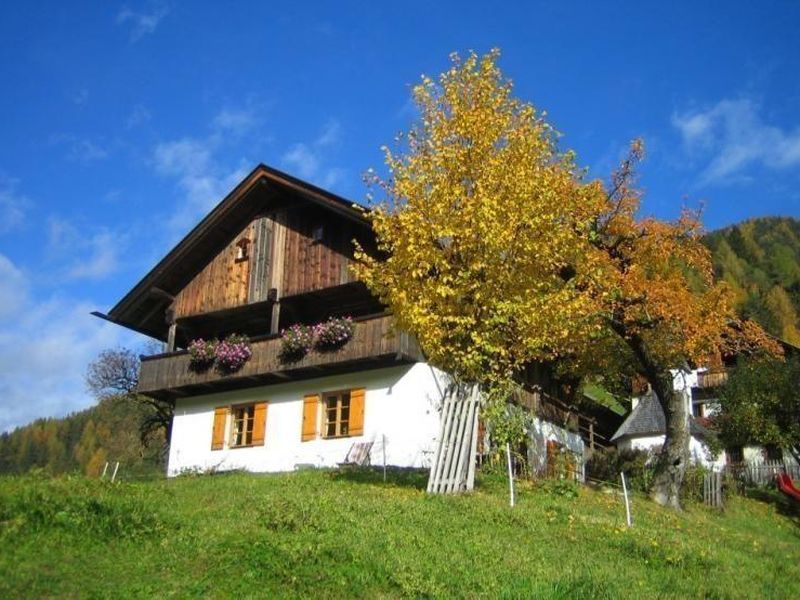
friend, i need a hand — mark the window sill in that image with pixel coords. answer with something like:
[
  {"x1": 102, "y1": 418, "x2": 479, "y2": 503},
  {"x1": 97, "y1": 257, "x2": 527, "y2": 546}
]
[{"x1": 229, "y1": 443, "x2": 261, "y2": 450}]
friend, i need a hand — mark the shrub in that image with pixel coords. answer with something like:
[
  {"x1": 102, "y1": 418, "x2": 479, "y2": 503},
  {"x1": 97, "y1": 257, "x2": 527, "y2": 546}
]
[
  {"x1": 586, "y1": 447, "x2": 652, "y2": 492},
  {"x1": 188, "y1": 338, "x2": 217, "y2": 371},
  {"x1": 313, "y1": 316, "x2": 354, "y2": 351},
  {"x1": 279, "y1": 324, "x2": 314, "y2": 362},
  {"x1": 214, "y1": 334, "x2": 252, "y2": 373}
]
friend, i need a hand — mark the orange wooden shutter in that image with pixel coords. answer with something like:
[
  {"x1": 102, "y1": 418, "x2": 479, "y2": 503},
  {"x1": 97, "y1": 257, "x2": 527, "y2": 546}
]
[
  {"x1": 252, "y1": 402, "x2": 268, "y2": 446},
  {"x1": 211, "y1": 406, "x2": 229, "y2": 450},
  {"x1": 301, "y1": 394, "x2": 319, "y2": 441},
  {"x1": 349, "y1": 388, "x2": 365, "y2": 436}
]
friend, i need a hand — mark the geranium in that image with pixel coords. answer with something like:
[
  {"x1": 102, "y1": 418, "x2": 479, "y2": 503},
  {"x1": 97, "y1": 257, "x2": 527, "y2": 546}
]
[
  {"x1": 214, "y1": 334, "x2": 252, "y2": 373},
  {"x1": 313, "y1": 316, "x2": 354, "y2": 351},
  {"x1": 279, "y1": 324, "x2": 314, "y2": 363},
  {"x1": 188, "y1": 338, "x2": 217, "y2": 372}
]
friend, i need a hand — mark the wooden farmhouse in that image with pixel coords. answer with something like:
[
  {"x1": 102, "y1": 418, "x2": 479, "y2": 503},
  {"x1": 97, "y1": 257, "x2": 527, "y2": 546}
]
[{"x1": 97, "y1": 165, "x2": 590, "y2": 477}]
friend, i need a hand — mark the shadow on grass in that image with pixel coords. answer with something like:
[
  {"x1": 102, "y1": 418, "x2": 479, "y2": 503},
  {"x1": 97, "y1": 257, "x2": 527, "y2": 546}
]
[
  {"x1": 745, "y1": 486, "x2": 800, "y2": 524},
  {"x1": 327, "y1": 466, "x2": 429, "y2": 490}
]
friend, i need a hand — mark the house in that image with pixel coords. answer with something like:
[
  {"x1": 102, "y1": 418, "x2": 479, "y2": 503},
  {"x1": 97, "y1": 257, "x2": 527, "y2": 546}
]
[
  {"x1": 97, "y1": 165, "x2": 590, "y2": 477},
  {"x1": 612, "y1": 365, "x2": 797, "y2": 472},
  {"x1": 611, "y1": 386, "x2": 725, "y2": 470}
]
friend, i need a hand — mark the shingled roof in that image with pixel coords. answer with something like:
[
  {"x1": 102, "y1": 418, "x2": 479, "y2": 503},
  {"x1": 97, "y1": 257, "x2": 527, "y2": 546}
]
[{"x1": 611, "y1": 389, "x2": 710, "y2": 442}]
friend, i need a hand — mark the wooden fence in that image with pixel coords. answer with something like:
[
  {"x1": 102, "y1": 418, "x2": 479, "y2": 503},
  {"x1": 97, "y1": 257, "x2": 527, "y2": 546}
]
[
  {"x1": 703, "y1": 471, "x2": 723, "y2": 508},
  {"x1": 427, "y1": 386, "x2": 480, "y2": 494},
  {"x1": 724, "y1": 459, "x2": 800, "y2": 487}
]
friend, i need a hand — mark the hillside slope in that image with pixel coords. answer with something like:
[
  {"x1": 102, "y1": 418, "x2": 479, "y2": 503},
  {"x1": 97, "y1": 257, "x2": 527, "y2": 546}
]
[
  {"x1": 0, "y1": 396, "x2": 163, "y2": 478},
  {"x1": 704, "y1": 217, "x2": 800, "y2": 345},
  {"x1": 1, "y1": 469, "x2": 798, "y2": 598}
]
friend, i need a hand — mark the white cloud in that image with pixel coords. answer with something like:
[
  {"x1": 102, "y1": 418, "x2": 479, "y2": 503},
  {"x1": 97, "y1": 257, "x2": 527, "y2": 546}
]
[
  {"x1": 0, "y1": 254, "x2": 28, "y2": 320},
  {"x1": 0, "y1": 253, "x2": 142, "y2": 431},
  {"x1": 116, "y1": 5, "x2": 169, "y2": 42},
  {"x1": 281, "y1": 119, "x2": 345, "y2": 188},
  {"x1": 47, "y1": 218, "x2": 121, "y2": 281},
  {"x1": 50, "y1": 134, "x2": 109, "y2": 163},
  {"x1": 153, "y1": 136, "x2": 248, "y2": 233},
  {"x1": 126, "y1": 104, "x2": 152, "y2": 129},
  {"x1": 212, "y1": 107, "x2": 260, "y2": 137},
  {"x1": 672, "y1": 97, "x2": 800, "y2": 185},
  {"x1": 282, "y1": 143, "x2": 319, "y2": 179},
  {"x1": 0, "y1": 176, "x2": 29, "y2": 233}
]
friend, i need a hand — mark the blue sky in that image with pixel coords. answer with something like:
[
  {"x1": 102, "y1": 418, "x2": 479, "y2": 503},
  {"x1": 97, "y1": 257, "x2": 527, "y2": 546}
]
[{"x1": 1, "y1": 1, "x2": 799, "y2": 430}]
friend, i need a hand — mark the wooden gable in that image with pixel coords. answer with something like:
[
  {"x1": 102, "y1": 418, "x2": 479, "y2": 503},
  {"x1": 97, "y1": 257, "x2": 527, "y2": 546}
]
[
  {"x1": 98, "y1": 164, "x2": 376, "y2": 342},
  {"x1": 171, "y1": 205, "x2": 365, "y2": 321}
]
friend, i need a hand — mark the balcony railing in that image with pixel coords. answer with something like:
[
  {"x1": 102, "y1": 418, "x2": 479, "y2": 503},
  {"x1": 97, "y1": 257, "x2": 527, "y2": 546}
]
[
  {"x1": 697, "y1": 369, "x2": 728, "y2": 389},
  {"x1": 138, "y1": 314, "x2": 423, "y2": 399}
]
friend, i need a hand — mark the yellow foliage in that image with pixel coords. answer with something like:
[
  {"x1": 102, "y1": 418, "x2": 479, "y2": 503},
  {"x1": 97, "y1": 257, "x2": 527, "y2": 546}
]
[{"x1": 354, "y1": 50, "x2": 776, "y2": 390}]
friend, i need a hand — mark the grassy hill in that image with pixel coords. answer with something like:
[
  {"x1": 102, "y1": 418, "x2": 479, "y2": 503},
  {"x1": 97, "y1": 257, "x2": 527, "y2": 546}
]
[
  {"x1": 1, "y1": 468, "x2": 799, "y2": 599},
  {"x1": 705, "y1": 217, "x2": 800, "y2": 345}
]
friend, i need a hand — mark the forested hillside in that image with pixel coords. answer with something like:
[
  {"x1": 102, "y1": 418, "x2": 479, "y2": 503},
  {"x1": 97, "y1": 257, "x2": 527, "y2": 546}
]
[
  {"x1": 705, "y1": 217, "x2": 800, "y2": 346},
  {"x1": 0, "y1": 397, "x2": 164, "y2": 478}
]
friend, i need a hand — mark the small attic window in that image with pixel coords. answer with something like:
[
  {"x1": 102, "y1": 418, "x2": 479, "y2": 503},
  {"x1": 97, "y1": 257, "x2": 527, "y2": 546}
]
[
  {"x1": 235, "y1": 238, "x2": 251, "y2": 262},
  {"x1": 311, "y1": 225, "x2": 325, "y2": 244}
]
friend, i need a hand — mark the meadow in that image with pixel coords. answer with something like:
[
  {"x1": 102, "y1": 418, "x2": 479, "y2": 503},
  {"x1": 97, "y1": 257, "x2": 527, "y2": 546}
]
[{"x1": 1, "y1": 468, "x2": 798, "y2": 599}]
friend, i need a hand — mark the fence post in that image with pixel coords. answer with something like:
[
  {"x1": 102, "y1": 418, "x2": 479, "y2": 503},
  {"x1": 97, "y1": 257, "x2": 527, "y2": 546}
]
[
  {"x1": 506, "y1": 442, "x2": 515, "y2": 508},
  {"x1": 621, "y1": 472, "x2": 632, "y2": 527}
]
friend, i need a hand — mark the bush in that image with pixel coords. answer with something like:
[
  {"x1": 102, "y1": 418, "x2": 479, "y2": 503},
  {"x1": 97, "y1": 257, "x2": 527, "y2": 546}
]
[{"x1": 586, "y1": 447, "x2": 652, "y2": 493}]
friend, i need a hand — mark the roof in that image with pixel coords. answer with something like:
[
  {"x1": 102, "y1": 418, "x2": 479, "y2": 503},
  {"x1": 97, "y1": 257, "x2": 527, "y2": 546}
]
[
  {"x1": 94, "y1": 164, "x2": 371, "y2": 341},
  {"x1": 611, "y1": 389, "x2": 710, "y2": 442}
]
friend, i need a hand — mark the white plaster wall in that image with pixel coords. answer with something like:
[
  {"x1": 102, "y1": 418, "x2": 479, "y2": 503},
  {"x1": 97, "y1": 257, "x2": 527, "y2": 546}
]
[
  {"x1": 166, "y1": 363, "x2": 445, "y2": 476},
  {"x1": 527, "y1": 417, "x2": 586, "y2": 479},
  {"x1": 617, "y1": 434, "x2": 725, "y2": 469}
]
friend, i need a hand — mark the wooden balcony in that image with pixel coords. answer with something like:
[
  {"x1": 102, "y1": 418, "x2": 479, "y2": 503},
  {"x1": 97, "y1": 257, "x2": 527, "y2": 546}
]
[
  {"x1": 138, "y1": 314, "x2": 424, "y2": 400},
  {"x1": 697, "y1": 369, "x2": 728, "y2": 389}
]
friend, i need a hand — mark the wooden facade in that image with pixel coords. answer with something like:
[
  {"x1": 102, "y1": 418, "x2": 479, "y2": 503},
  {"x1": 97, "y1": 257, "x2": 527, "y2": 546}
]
[{"x1": 172, "y1": 206, "x2": 364, "y2": 322}]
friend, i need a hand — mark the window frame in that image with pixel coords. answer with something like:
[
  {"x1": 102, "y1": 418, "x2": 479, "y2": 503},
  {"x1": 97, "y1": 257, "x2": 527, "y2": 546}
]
[
  {"x1": 229, "y1": 402, "x2": 257, "y2": 448},
  {"x1": 321, "y1": 389, "x2": 353, "y2": 439}
]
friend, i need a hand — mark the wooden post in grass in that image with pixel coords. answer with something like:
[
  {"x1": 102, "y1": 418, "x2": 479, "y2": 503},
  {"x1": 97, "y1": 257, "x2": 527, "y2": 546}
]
[
  {"x1": 382, "y1": 434, "x2": 387, "y2": 483},
  {"x1": 621, "y1": 472, "x2": 632, "y2": 527},
  {"x1": 111, "y1": 461, "x2": 120, "y2": 483},
  {"x1": 101, "y1": 462, "x2": 109, "y2": 479},
  {"x1": 507, "y1": 442, "x2": 515, "y2": 508}
]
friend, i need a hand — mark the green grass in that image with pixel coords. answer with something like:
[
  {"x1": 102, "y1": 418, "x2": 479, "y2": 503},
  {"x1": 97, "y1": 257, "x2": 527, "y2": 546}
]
[{"x1": 1, "y1": 469, "x2": 799, "y2": 599}]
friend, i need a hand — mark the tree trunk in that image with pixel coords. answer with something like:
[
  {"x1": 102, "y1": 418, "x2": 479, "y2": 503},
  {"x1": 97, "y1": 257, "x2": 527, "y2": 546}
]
[
  {"x1": 648, "y1": 374, "x2": 690, "y2": 510},
  {"x1": 625, "y1": 333, "x2": 690, "y2": 510}
]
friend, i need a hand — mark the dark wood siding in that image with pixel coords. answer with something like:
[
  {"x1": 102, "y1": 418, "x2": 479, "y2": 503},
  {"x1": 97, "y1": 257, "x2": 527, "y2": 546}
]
[
  {"x1": 173, "y1": 222, "x2": 255, "y2": 318},
  {"x1": 172, "y1": 205, "x2": 368, "y2": 320},
  {"x1": 280, "y1": 207, "x2": 357, "y2": 297}
]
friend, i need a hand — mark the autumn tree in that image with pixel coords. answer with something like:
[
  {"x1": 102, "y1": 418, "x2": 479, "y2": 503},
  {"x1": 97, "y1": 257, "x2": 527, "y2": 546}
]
[
  {"x1": 86, "y1": 348, "x2": 174, "y2": 452},
  {"x1": 355, "y1": 50, "x2": 775, "y2": 509}
]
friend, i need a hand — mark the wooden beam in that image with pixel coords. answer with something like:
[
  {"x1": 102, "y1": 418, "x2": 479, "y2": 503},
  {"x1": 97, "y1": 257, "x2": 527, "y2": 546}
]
[
  {"x1": 150, "y1": 287, "x2": 175, "y2": 302},
  {"x1": 167, "y1": 323, "x2": 177, "y2": 353},
  {"x1": 270, "y1": 301, "x2": 281, "y2": 335}
]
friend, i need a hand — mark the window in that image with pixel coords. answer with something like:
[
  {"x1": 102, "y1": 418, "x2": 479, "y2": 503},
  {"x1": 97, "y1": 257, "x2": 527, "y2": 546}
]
[
  {"x1": 231, "y1": 404, "x2": 256, "y2": 447},
  {"x1": 323, "y1": 390, "x2": 351, "y2": 438},
  {"x1": 211, "y1": 402, "x2": 267, "y2": 450},
  {"x1": 300, "y1": 388, "x2": 364, "y2": 442}
]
